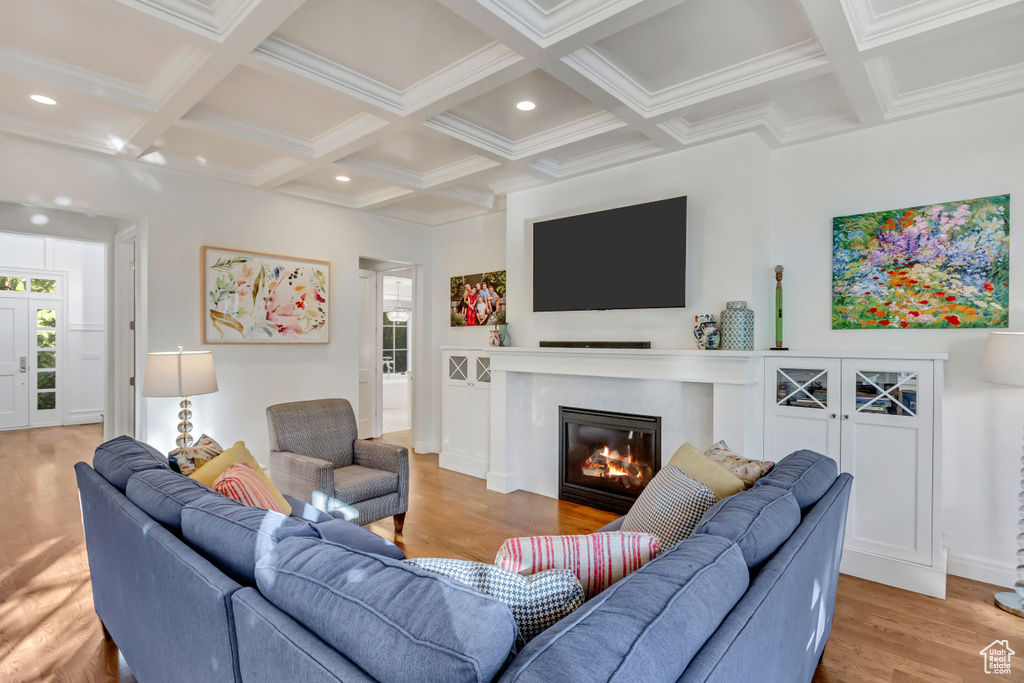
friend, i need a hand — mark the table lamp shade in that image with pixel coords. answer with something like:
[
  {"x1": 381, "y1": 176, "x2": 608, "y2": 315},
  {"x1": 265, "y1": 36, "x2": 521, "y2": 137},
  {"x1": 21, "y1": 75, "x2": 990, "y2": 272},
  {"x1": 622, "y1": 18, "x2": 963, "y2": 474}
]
[
  {"x1": 981, "y1": 332, "x2": 1024, "y2": 387},
  {"x1": 142, "y1": 350, "x2": 218, "y2": 397}
]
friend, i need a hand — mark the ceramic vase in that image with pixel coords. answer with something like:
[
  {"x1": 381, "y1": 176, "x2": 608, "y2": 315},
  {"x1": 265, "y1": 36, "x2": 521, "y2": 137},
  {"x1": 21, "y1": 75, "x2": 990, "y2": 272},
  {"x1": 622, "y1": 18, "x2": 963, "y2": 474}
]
[
  {"x1": 719, "y1": 301, "x2": 755, "y2": 350},
  {"x1": 498, "y1": 323, "x2": 510, "y2": 346},
  {"x1": 693, "y1": 314, "x2": 720, "y2": 350},
  {"x1": 489, "y1": 328, "x2": 501, "y2": 347}
]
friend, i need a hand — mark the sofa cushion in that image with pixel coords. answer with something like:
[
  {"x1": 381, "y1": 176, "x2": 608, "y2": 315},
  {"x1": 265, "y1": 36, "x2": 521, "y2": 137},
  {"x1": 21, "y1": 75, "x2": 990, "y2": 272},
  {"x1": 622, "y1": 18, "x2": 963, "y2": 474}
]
[
  {"x1": 190, "y1": 441, "x2": 292, "y2": 515},
  {"x1": 181, "y1": 494, "x2": 319, "y2": 585},
  {"x1": 704, "y1": 440, "x2": 775, "y2": 488},
  {"x1": 93, "y1": 435, "x2": 169, "y2": 490},
  {"x1": 406, "y1": 558, "x2": 584, "y2": 642},
  {"x1": 255, "y1": 537, "x2": 518, "y2": 683},
  {"x1": 753, "y1": 450, "x2": 838, "y2": 511},
  {"x1": 284, "y1": 494, "x2": 333, "y2": 523},
  {"x1": 213, "y1": 461, "x2": 288, "y2": 513},
  {"x1": 620, "y1": 465, "x2": 718, "y2": 549},
  {"x1": 168, "y1": 434, "x2": 223, "y2": 475},
  {"x1": 498, "y1": 534, "x2": 749, "y2": 683},
  {"x1": 332, "y1": 464, "x2": 399, "y2": 505},
  {"x1": 125, "y1": 468, "x2": 218, "y2": 530},
  {"x1": 495, "y1": 532, "x2": 660, "y2": 599},
  {"x1": 693, "y1": 486, "x2": 800, "y2": 570},
  {"x1": 313, "y1": 518, "x2": 406, "y2": 560},
  {"x1": 667, "y1": 443, "x2": 746, "y2": 500}
]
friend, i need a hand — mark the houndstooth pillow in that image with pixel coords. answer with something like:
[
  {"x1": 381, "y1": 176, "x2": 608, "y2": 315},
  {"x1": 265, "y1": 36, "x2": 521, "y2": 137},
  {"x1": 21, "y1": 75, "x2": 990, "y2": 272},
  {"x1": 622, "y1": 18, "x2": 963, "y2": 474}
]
[
  {"x1": 405, "y1": 557, "x2": 585, "y2": 642},
  {"x1": 621, "y1": 465, "x2": 718, "y2": 549}
]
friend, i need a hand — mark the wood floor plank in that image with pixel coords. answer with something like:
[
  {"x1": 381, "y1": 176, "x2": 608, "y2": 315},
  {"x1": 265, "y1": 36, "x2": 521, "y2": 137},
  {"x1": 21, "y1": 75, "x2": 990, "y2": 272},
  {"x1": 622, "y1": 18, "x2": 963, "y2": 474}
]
[{"x1": 0, "y1": 425, "x2": 1021, "y2": 682}]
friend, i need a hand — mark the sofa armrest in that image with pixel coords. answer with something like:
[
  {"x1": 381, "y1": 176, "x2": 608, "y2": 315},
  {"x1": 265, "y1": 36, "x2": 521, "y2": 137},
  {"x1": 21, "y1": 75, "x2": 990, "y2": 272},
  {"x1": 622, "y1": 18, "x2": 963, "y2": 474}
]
[
  {"x1": 353, "y1": 440, "x2": 409, "y2": 508},
  {"x1": 269, "y1": 450, "x2": 334, "y2": 503}
]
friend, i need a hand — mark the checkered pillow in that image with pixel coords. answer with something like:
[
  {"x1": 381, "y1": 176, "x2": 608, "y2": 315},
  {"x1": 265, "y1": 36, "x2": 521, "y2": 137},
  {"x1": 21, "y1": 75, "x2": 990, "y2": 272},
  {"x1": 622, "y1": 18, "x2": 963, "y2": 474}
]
[
  {"x1": 494, "y1": 532, "x2": 660, "y2": 599},
  {"x1": 620, "y1": 465, "x2": 718, "y2": 549},
  {"x1": 405, "y1": 558, "x2": 584, "y2": 642}
]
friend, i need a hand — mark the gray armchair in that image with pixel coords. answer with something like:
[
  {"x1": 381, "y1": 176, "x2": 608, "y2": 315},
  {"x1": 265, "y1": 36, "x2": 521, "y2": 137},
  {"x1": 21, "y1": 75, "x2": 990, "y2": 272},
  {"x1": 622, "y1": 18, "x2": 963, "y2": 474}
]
[{"x1": 266, "y1": 398, "x2": 408, "y2": 531}]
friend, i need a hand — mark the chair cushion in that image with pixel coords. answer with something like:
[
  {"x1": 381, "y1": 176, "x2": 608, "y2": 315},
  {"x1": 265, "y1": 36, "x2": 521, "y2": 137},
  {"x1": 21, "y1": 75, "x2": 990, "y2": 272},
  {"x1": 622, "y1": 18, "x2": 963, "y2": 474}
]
[
  {"x1": 125, "y1": 468, "x2": 217, "y2": 530},
  {"x1": 753, "y1": 450, "x2": 838, "y2": 511},
  {"x1": 313, "y1": 518, "x2": 406, "y2": 560},
  {"x1": 406, "y1": 558, "x2": 584, "y2": 642},
  {"x1": 620, "y1": 465, "x2": 718, "y2": 549},
  {"x1": 498, "y1": 535, "x2": 749, "y2": 683},
  {"x1": 255, "y1": 537, "x2": 519, "y2": 683},
  {"x1": 494, "y1": 532, "x2": 660, "y2": 599},
  {"x1": 213, "y1": 462, "x2": 288, "y2": 513},
  {"x1": 190, "y1": 441, "x2": 291, "y2": 515},
  {"x1": 693, "y1": 486, "x2": 801, "y2": 570},
  {"x1": 333, "y1": 465, "x2": 399, "y2": 505},
  {"x1": 181, "y1": 494, "x2": 319, "y2": 585},
  {"x1": 93, "y1": 435, "x2": 169, "y2": 490}
]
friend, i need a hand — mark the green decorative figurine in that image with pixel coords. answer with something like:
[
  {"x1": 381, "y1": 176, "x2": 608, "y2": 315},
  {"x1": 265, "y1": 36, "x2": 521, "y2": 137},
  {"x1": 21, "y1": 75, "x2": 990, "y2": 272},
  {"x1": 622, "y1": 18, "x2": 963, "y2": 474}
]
[{"x1": 771, "y1": 265, "x2": 788, "y2": 351}]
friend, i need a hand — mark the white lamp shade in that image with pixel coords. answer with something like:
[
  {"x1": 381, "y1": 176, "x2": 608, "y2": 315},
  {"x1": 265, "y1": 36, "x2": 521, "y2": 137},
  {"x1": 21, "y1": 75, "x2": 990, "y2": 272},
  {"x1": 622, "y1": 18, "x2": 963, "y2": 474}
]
[
  {"x1": 142, "y1": 350, "x2": 218, "y2": 397},
  {"x1": 981, "y1": 332, "x2": 1024, "y2": 387}
]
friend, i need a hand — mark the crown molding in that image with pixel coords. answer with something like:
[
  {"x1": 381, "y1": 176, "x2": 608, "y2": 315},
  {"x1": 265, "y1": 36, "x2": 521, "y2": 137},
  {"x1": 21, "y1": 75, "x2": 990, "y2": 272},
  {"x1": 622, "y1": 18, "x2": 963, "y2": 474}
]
[
  {"x1": 277, "y1": 182, "x2": 414, "y2": 210},
  {"x1": 115, "y1": 0, "x2": 261, "y2": 41},
  {"x1": 659, "y1": 102, "x2": 859, "y2": 147},
  {"x1": 0, "y1": 111, "x2": 130, "y2": 155},
  {"x1": 374, "y1": 203, "x2": 494, "y2": 227},
  {"x1": 866, "y1": 55, "x2": 1024, "y2": 119},
  {"x1": 437, "y1": 185, "x2": 495, "y2": 209},
  {"x1": 341, "y1": 154, "x2": 499, "y2": 190},
  {"x1": 564, "y1": 39, "x2": 829, "y2": 119},
  {"x1": 251, "y1": 157, "x2": 307, "y2": 186},
  {"x1": 141, "y1": 147, "x2": 257, "y2": 185},
  {"x1": 183, "y1": 105, "x2": 315, "y2": 155},
  {"x1": 529, "y1": 136, "x2": 661, "y2": 177},
  {"x1": 311, "y1": 113, "x2": 391, "y2": 156},
  {"x1": 424, "y1": 110, "x2": 625, "y2": 160},
  {"x1": 839, "y1": 0, "x2": 1019, "y2": 51},
  {"x1": 487, "y1": 172, "x2": 547, "y2": 195},
  {"x1": 478, "y1": 0, "x2": 643, "y2": 47},
  {"x1": 254, "y1": 36, "x2": 522, "y2": 116}
]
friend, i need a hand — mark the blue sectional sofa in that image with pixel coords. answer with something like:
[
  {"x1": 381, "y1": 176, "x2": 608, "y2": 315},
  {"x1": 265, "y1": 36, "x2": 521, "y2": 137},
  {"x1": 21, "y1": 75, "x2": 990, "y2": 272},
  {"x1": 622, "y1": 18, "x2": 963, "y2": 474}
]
[{"x1": 77, "y1": 437, "x2": 851, "y2": 683}]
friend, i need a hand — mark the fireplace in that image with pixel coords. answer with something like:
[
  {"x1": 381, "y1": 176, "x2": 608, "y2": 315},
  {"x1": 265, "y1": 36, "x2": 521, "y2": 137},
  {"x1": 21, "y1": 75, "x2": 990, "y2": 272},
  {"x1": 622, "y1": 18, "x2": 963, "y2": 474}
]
[{"x1": 558, "y1": 406, "x2": 661, "y2": 514}]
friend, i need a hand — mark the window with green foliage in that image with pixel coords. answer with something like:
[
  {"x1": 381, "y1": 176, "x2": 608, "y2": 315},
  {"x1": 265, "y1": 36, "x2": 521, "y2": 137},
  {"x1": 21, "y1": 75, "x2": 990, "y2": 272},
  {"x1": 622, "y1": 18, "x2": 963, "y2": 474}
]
[
  {"x1": 38, "y1": 350, "x2": 55, "y2": 368},
  {"x1": 31, "y1": 278, "x2": 57, "y2": 294},
  {"x1": 37, "y1": 309, "x2": 56, "y2": 327},
  {"x1": 0, "y1": 276, "x2": 25, "y2": 291},
  {"x1": 382, "y1": 312, "x2": 409, "y2": 374},
  {"x1": 37, "y1": 392, "x2": 55, "y2": 410}
]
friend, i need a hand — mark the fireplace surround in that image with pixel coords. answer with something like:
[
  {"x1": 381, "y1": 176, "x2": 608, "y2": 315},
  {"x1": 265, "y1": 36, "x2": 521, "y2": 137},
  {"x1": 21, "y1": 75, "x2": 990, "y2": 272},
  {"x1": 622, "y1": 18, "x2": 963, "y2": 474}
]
[{"x1": 558, "y1": 406, "x2": 661, "y2": 514}]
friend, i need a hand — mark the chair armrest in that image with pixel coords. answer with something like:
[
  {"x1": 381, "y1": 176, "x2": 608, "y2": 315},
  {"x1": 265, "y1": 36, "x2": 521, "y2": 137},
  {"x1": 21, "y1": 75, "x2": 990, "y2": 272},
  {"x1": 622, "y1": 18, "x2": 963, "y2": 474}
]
[
  {"x1": 269, "y1": 450, "x2": 334, "y2": 503},
  {"x1": 353, "y1": 440, "x2": 409, "y2": 508}
]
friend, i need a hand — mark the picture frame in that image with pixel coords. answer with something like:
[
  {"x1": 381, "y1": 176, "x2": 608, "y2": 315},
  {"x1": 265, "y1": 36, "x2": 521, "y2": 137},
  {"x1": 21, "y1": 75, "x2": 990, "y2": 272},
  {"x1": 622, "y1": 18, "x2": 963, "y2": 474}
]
[
  {"x1": 450, "y1": 271, "x2": 506, "y2": 327},
  {"x1": 202, "y1": 246, "x2": 330, "y2": 344}
]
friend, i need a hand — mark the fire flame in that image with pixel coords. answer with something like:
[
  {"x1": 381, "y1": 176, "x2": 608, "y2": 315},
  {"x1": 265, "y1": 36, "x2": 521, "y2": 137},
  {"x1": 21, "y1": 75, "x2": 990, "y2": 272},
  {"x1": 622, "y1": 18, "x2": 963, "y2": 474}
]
[{"x1": 584, "y1": 446, "x2": 636, "y2": 477}]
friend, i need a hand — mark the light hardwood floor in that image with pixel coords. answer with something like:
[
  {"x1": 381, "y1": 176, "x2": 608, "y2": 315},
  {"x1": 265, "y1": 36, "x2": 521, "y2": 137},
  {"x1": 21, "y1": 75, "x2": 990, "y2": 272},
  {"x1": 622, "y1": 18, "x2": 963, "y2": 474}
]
[{"x1": 1, "y1": 424, "x2": 1021, "y2": 682}]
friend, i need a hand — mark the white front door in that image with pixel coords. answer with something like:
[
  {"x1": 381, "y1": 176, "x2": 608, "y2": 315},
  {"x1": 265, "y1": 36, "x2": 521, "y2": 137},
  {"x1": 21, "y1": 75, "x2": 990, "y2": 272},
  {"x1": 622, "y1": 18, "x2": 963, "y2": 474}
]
[
  {"x1": 0, "y1": 298, "x2": 29, "y2": 429},
  {"x1": 357, "y1": 269, "x2": 379, "y2": 439}
]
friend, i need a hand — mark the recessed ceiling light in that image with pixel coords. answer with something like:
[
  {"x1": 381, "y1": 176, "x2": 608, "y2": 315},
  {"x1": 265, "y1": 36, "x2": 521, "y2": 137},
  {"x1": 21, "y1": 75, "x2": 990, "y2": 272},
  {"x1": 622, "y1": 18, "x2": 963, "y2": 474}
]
[
  {"x1": 30, "y1": 95, "x2": 57, "y2": 106},
  {"x1": 30, "y1": 214, "x2": 49, "y2": 226},
  {"x1": 54, "y1": 196, "x2": 72, "y2": 207},
  {"x1": 516, "y1": 101, "x2": 536, "y2": 111},
  {"x1": 335, "y1": 175, "x2": 351, "y2": 182}
]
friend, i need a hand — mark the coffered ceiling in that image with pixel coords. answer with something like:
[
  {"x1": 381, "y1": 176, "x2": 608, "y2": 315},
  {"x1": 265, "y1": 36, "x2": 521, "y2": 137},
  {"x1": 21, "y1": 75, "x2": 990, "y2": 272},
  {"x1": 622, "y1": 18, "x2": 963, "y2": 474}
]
[{"x1": 4, "y1": 0, "x2": 1024, "y2": 225}]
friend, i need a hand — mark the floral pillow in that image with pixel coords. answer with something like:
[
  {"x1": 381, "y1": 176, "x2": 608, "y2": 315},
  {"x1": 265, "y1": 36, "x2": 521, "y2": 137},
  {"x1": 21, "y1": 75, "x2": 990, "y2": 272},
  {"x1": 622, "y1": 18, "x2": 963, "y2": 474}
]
[
  {"x1": 705, "y1": 441, "x2": 774, "y2": 488},
  {"x1": 169, "y1": 434, "x2": 222, "y2": 475}
]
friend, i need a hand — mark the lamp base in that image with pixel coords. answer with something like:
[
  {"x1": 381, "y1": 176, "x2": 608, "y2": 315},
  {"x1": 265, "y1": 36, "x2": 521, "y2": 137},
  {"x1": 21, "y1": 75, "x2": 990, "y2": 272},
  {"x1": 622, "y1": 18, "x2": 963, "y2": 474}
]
[
  {"x1": 176, "y1": 396, "x2": 194, "y2": 450},
  {"x1": 995, "y1": 591, "x2": 1024, "y2": 618}
]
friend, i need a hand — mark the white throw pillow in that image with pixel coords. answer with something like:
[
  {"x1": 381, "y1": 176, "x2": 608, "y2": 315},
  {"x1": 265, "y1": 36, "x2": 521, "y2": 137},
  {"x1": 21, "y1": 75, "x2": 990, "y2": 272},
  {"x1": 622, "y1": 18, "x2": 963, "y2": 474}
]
[
  {"x1": 405, "y1": 557, "x2": 584, "y2": 641},
  {"x1": 620, "y1": 465, "x2": 718, "y2": 550}
]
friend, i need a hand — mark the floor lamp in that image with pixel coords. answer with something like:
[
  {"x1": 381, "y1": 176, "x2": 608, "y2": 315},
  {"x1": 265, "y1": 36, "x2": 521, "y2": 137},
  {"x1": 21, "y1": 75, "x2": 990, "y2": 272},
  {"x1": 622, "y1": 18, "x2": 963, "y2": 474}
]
[
  {"x1": 981, "y1": 331, "x2": 1024, "y2": 618},
  {"x1": 142, "y1": 346, "x2": 218, "y2": 449}
]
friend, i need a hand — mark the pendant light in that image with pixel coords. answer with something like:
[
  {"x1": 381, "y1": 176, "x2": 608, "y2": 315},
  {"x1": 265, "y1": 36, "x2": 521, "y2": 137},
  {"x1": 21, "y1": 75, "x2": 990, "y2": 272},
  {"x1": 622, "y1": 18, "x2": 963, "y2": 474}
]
[{"x1": 386, "y1": 280, "x2": 410, "y2": 322}]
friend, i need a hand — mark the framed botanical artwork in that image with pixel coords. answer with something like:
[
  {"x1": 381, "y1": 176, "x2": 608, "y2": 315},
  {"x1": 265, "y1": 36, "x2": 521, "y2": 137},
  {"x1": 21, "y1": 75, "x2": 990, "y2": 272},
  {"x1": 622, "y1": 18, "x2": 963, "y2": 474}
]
[
  {"x1": 450, "y1": 270, "x2": 506, "y2": 327},
  {"x1": 832, "y1": 194, "x2": 1009, "y2": 329},
  {"x1": 202, "y1": 246, "x2": 329, "y2": 344}
]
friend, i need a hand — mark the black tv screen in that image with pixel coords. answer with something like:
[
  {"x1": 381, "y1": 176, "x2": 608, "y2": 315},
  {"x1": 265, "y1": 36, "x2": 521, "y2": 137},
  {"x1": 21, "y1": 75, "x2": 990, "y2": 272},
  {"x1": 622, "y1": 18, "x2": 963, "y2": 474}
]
[{"x1": 533, "y1": 196, "x2": 686, "y2": 312}]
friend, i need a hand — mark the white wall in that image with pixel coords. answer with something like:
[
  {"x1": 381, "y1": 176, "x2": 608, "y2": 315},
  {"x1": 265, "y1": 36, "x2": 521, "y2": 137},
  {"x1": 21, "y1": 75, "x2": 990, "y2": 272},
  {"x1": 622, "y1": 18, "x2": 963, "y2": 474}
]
[
  {"x1": 0, "y1": 134, "x2": 436, "y2": 461},
  {"x1": 0, "y1": 230, "x2": 107, "y2": 424}
]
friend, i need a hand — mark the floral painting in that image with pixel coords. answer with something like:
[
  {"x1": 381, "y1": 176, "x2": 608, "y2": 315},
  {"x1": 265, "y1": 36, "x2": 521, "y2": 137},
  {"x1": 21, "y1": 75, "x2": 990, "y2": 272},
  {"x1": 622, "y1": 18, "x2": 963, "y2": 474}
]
[
  {"x1": 202, "y1": 247, "x2": 329, "y2": 343},
  {"x1": 832, "y1": 194, "x2": 1009, "y2": 329}
]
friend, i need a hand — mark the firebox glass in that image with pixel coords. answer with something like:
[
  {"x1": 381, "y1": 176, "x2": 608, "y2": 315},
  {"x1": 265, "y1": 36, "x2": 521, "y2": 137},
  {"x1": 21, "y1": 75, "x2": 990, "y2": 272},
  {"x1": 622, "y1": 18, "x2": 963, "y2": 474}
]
[{"x1": 564, "y1": 422, "x2": 656, "y2": 498}]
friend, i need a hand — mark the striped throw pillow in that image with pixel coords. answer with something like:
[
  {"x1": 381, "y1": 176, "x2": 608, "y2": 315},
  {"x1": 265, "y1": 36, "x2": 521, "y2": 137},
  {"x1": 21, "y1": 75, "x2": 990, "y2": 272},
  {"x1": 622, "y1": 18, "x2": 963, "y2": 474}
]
[
  {"x1": 494, "y1": 532, "x2": 660, "y2": 599},
  {"x1": 620, "y1": 465, "x2": 718, "y2": 550},
  {"x1": 212, "y1": 461, "x2": 287, "y2": 513}
]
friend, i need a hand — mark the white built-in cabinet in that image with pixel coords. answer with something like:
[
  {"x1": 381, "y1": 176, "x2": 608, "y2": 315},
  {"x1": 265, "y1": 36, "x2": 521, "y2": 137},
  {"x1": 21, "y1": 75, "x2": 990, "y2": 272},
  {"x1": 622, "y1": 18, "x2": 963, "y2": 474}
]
[
  {"x1": 764, "y1": 354, "x2": 945, "y2": 598},
  {"x1": 440, "y1": 347, "x2": 491, "y2": 479}
]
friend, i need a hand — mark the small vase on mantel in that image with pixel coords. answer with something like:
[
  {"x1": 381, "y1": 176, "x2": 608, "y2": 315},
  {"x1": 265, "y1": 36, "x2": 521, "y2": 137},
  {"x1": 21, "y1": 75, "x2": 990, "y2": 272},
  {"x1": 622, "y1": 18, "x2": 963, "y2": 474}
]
[
  {"x1": 489, "y1": 326, "x2": 501, "y2": 347},
  {"x1": 693, "y1": 314, "x2": 720, "y2": 350},
  {"x1": 719, "y1": 301, "x2": 754, "y2": 351}
]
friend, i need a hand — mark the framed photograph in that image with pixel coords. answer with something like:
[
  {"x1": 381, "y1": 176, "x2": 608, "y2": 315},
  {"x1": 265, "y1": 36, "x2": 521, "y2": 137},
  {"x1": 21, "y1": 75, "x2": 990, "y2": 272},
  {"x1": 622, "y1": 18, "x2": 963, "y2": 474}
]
[
  {"x1": 202, "y1": 246, "x2": 329, "y2": 344},
  {"x1": 832, "y1": 194, "x2": 1009, "y2": 329},
  {"x1": 450, "y1": 271, "x2": 505, "y2": 327}
]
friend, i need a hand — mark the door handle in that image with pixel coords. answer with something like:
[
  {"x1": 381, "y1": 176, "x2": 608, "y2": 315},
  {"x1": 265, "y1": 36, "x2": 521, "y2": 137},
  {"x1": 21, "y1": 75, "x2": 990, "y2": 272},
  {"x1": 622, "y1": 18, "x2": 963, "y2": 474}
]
[{"x1": 19, "y1": 357, "x2": 26, "y2": 372}]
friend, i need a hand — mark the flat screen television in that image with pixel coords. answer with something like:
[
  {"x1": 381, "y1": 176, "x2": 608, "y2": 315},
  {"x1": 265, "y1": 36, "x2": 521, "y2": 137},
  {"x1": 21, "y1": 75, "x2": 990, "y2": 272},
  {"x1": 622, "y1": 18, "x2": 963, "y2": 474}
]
[{"x1": 533, "y1": 195, "x2": 686, "y2": 312}]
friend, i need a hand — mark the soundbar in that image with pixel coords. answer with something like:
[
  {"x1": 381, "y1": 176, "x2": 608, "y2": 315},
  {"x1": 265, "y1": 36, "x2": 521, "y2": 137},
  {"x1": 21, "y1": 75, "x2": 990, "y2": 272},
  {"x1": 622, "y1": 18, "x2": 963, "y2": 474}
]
[{"x1": 539, "y1": 341, "x2": 651, "y2": 349}]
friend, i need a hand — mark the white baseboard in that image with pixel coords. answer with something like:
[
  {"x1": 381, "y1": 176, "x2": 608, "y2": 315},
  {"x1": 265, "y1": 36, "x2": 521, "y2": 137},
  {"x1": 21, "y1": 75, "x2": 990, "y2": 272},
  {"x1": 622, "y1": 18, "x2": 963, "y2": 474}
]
[
  {"x1": 947, "y1": 551, "x2": 1016, "y2": 589},
  {"x1": 414, "y1": 440, "x2": 441, "y2": 455},
  {"x1": 67, "y1": 410, "x2": 104, "y2": 425},
  {"x1": 439, "y1": 451, "x2": 488, "y2": 479},
  {"x1": 840, "y1": 546, "x2": 948, "y2": 599},
  {"x1": 486, "y1": 470, "x2": 517, "y2": 494}
]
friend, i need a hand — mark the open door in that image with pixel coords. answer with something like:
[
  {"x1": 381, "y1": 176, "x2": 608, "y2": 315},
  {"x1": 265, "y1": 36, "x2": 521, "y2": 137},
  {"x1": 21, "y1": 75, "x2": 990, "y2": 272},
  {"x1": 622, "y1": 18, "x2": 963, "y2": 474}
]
[{"x1": 357, "y1": 269, "x2": 379, "y2": 438}]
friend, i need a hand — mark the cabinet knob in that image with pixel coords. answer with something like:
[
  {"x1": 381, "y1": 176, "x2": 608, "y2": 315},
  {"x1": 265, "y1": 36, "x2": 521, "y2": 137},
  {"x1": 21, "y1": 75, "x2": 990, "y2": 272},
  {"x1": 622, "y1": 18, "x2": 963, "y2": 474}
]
[
  {"x1": 843, "y1": 414, "x2": 850, "y2": 420},
  {"x1": 831, "y1": 413, "x2": 837, "y2": 419}
]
